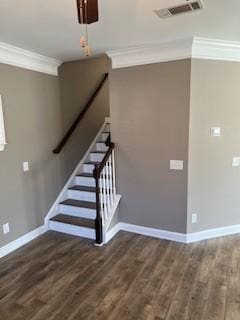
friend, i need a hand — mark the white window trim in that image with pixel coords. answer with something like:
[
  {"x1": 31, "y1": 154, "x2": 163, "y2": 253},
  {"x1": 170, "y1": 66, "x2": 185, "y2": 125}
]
[{"x1": 0, "y1": 95, "x2": 7, "y2": 151}]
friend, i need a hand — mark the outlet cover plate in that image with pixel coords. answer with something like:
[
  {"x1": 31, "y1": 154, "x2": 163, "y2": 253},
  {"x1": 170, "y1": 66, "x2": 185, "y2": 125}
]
[
  {"x1": 23, "y1": 161, "x2": 30, "y2": 172},
  {"x1": 3, "y1": 223, "x2": 10, "y2": 234},
  {"x1": 192, "y1": 214, "x2": 197, "y2": 224}
]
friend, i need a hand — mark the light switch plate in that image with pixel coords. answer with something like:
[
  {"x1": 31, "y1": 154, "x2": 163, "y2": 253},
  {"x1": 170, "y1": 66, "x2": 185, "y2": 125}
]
[
  {"x1": 232, "y1": 157, "x2": 240, "y2": 167},
  {"x1": 23, "y1": 161, "x2": 30, "y2": 172},
  {"x1": 192, "y1": 213, "x2": 197, "y2": 224},
  {"x1": 3, "y1": 223, "x2": 9, "y2": 234},
  {"x1": 210, "y1": 127, "x2": 221, "y2": 137},
  {"x1": 170, "y1": 160, "x2": 183, "y2": 171}
]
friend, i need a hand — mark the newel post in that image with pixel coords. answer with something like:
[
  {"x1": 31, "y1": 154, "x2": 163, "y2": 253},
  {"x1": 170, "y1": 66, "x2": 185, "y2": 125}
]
[{"x1": 93, "y1": 166, "x2": 103, "y2": 245}]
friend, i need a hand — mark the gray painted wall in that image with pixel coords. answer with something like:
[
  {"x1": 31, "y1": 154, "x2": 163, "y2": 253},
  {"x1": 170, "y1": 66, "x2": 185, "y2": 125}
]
[
  {"x1": 109, "y1": 60, "x2": 191, "y2": 233},
  {"x1": 59, "y1": 55, "x2": 109, "y2": 182},
  {"x1": 187, "y1": 59, "x2": 240, "y2": 233},
  {"x1": 0, "y1": 56, "x2": 110, "y2": 248},
  {"x1": 0, "y1": 63, "x2": 63, "y2": 247}
]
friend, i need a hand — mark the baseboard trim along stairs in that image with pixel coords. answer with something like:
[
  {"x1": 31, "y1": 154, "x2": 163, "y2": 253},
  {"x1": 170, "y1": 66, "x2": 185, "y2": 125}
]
[{"x1": 45, "y1": 118, "x2": 121, "y2": 244}]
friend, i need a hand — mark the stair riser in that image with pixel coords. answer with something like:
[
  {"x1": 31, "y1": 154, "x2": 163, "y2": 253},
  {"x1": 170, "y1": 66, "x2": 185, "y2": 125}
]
[
  {"x1": 83, "y1": 164, "x2": 113, "y2": 174},
  {"x1": 48, "y1": 221, "x2": 95, "y2": 240},
  {"x1": 75, "y1": 176, "x2": 95, "y2": 187},
  {"x1": 90, "y1": 153, "x2": 105, "y2": 162},
  {"x1": 59, "y1": 204, "x2": 96, "y2": 219},
  {"x1": 68, "y1": 190, "x2": 96, "y2": 202},
  {"x1": 96, "y1": 143, "x2": 108, "y2": 152},
  {"x1": 83, "y1": 164, "x2": 95, "y2": 173}
]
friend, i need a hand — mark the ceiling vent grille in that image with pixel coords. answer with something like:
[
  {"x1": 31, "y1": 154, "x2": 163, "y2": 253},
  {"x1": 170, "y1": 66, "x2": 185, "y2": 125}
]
[{"x1": 154, "y1": 1, "x2": 204, "y2": 19}]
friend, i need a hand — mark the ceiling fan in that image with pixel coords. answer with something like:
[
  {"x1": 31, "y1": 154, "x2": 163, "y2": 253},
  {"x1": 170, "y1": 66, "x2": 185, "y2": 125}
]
[{"x1": 76, "y1": 0, "x2": 99, "y2": 56}]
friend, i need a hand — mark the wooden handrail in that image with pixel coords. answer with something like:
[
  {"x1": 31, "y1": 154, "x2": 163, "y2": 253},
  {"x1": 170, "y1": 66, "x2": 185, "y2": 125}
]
[{"x1": 53, "y1": 73, "x2": 109, "y2": 154}]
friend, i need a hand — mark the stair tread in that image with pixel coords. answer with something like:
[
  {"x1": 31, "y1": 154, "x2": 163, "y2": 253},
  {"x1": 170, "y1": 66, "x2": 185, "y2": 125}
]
[
  {"x1": 84, "y1": 161, "x2": 101, "y2": 165},
  {"x1": 68, "y1": 185, "x2": 96, "y2": 192},
  {"x1": 76, "y1": 172, "x2": 94, "y2": 177},
  {"x1": 50, "y1": 214, "x2": 95, "y2": 229},
  {"x1": 60, "y1": 199, "x2": 96, "y2": 209},
  {"x1": 91, "y1": 151, "x2": 107, "y2": 154}
]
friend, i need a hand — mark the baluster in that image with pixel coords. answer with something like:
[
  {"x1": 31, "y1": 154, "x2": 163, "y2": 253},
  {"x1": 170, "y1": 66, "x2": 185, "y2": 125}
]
[
  {"x1": 99, "y1": 172, "x2": 104, "y2": 225},
  {"x1": 105, "y1": 161, "x2": 111, "y2": 220},
  {"x1": 102, "y1": 166, "x2": 108, "y2": 222},
  {"x1": 94, "y1": 167, "x2": 103, "y2": 245},
  {"x1": 112, "y1": 149, "x2": 116, "y2": 200},
  {"x1": 109, "y1": 153, "x2": 114, "y2": 208}
]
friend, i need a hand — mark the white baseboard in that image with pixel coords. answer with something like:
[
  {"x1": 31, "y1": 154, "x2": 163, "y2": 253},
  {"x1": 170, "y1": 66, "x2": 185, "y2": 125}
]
[
  {"x1": 2, "y1": 222, "x2": 239, "y2": 260},
  {"x1": 0, "y1": 225, "x2": 48, "y2": 259},
  {"x1": 186, "y1": 224, "x2": 240, "y2": 243},
  {"x1": 119, "y1": 223, "x2": 187, "y2": 243},
  {"x1": 105, "y1": 222, "x2": 240, "y2": 244}
]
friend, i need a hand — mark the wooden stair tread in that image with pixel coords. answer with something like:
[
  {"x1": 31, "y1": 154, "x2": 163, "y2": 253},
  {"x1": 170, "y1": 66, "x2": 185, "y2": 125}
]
[
  {"x1": 60, "y1": 199, "x2": 96, "y2": 209},
  {"x1": 50, "y1": 214, "x2": 95, "y2": 229},
  {"x1": 68, "y1": 186, "x2": 96, "y2": 192},
  {"x1": 91, "y1": 151, "x2": 107, "y2": 154},
  {"x1": 84, "y1": 161, "x2": 101, "y2": 165},
  {"x1": 76, "y1": 172, "x2": 94, "y2": 177}
]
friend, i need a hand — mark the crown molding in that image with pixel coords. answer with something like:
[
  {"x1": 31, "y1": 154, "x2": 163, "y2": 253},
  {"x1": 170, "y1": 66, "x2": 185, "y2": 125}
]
[
  {"x1": 0, "y1": 42, "x2": 62, "y2": 76},
  {"x1": 192, "y1": 37, "x2": 240, "y2": 62},
  {"x1": 107, "y1": 37, "x2": 240, "y2": 69},
  {"x1": 106, "y1": 38, "x2": 192, "y2": 69}
]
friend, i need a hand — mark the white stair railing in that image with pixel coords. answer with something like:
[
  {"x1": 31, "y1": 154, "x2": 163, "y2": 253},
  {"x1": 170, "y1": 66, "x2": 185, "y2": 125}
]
[{"x1": 93, "y1": 143, "x2": 117, "y2": 245}]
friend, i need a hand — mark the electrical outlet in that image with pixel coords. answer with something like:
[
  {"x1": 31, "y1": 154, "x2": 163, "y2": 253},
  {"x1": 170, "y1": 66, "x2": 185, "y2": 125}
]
[
  {"x1": 23, "y1": 161, "x2": 30, "y2": 172},
  {"x1": 3, "y1": 223, "x2": 10, "y2": 234},
  {"x1": 192, "y1": 213, "x2": 197, "y2": 224}
]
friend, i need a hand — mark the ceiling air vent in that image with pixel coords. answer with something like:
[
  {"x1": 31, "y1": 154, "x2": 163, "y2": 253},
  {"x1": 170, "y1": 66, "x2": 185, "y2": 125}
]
[{"x1": 154, "y1": 0, "x2": 204, "y2": 19}]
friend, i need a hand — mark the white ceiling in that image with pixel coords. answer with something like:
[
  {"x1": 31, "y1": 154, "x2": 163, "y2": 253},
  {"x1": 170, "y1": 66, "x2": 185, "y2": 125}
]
[{"x1": 0, "y1": 0, "x2": 240, "y2": 62}]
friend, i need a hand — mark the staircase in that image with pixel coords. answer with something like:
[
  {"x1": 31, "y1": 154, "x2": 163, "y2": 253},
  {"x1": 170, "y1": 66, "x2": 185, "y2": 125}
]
[{"x1": 46, "y1": 121, "x2": 121, "y2": 245}]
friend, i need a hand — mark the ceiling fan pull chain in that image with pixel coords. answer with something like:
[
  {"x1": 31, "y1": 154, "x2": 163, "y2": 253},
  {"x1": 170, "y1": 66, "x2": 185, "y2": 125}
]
[
  {"x1": 84, "y1": 0, "x2": 91, "y2": 56},
  {"x1": 79, "y1": 0, "x2": 86, "y2": 48}
]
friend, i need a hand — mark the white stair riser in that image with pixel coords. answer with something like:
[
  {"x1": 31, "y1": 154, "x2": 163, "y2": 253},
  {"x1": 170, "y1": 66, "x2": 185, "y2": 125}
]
[
  {"x1": 75, "y1": 176, "x2": 95, "y2": 187},
  {"x1": 96, "y1": 143, "x2": 108, "y2": 152},
  {"x1": 83, "y1": 164, "x2": 95, "y2": 173},
  {"x1": 101, "y1": 133, "x2": 109, "y2": 141},
  {"x1": 59, "y1": 204, "x2": 96, "y2": 219},
  {"x1": 83, "y1": 164, "x2": 113, "y2": 174},
  {"x1": 49, "y1": 221, "x2": 95, "y2": 239},
  {"x1": 90, "y1": 153, "x2": 105, "y2": 162},
  {"x1": 68, "y1": 190, "x2": 96, "y2": 202},
  {"x1": 105, "y1": 124, "x2": 110, "y2": 131}
]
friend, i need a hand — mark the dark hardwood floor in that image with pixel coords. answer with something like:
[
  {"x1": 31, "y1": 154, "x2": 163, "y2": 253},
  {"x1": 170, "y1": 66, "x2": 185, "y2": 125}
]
[{"x1": 0, "y1": 231, "x2": 240, "y2": 320}]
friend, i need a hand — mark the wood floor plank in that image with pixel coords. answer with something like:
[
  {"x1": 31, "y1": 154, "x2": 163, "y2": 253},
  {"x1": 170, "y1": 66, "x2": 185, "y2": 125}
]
[
  {"x1": 200, "y1": 237, "x2": 232, "y2": 320},
  {"x1": 0, "y1": 231, "x2": 240, "y2": 320}
]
